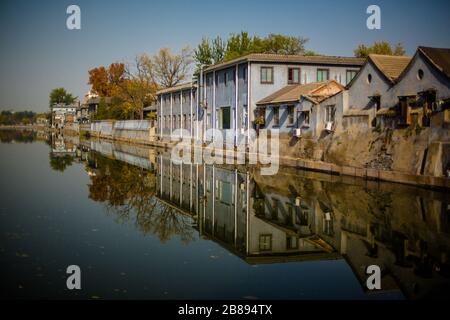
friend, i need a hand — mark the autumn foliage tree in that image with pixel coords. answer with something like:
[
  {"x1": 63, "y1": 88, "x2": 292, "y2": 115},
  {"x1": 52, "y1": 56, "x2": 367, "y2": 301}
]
[
  {"x1": 88, "y1": 60, "x2": 158, "y2": 120},
  {"x1": 88, "y1": 63, "x2": 126, "y2": 97}
]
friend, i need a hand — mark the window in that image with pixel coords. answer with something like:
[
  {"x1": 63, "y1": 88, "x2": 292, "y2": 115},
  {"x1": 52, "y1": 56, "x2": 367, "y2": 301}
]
[
  {"x1": 259, "y1": 234, "x2": 272, "y2": 251},
  {"x1": 301, "y1": 111, "x2": 310, "y2": 127},
  {"x1": 219, "y1": 106, "x2": 231, "y2": 129},
  {"x1": 218, "y1": 181, "x2": 232, "y2": 205},
  {"x1": 260, "y1": 67, "x2": 274, "y2": 84},
  {"x1": 224, "y1": 72, "x2": 228, "y2": 86},
  {"x1": 286, "y1": 236, "x2": 298, "y2": 250},
  {"x1": 325, "y1": 105, "x2": 336, "y2": 122},
  {"x1": 317, "y1": 69, "x2": 330, "y2": 82},
  {"x1": 286, "y1": 203, "x2": 295, "y2": 225},
  {"x1": 243, "y1": 66, "x2": 247, "y2": 81},
  {"x1": 372, "y1": 96, "x2": 381, "y2": 111},
  {"x1": 287, "y1": 105, "x2": 294, "y2": 125},
  {"x1": 271, "y1": 198, "x2": 280, "y2": 220},
  {"x1": 346, "y1": 70, "x2": 358, "y2": 85},
  {"x1": 272, "y1": 107, "x2": 280, "y2": 127},
  {"x1": 288, "y1": 68, "x2": 300, "y2": 84},
  {"x1": 257, "y1": 107, "x2": 266, "y2": 128},
  {"x1": 183, "y1": 115, "x2": 187, "y2": 129},
  {"x1": 367, "y1": 74, "x2": 372, "y2": 84},
  {"x1": 418, "y1": 69, "x2": 424, "y2": 80}
]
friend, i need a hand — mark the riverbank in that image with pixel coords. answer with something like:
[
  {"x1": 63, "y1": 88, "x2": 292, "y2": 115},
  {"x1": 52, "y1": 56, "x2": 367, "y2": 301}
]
[
  {"x1": 0, "y1": 124, "x2": 49, "y2": 131},
  {"x1": 69, "y1": 122, "x2": 449, "y2": 190}
]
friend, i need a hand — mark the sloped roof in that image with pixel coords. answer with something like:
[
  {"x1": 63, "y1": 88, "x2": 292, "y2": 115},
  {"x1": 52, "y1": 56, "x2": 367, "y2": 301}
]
[
  {"x1": 418, "y1": 46, "x2": 450, "y2": 79},
  {"x1": 368, "y1": 54, "x2": 412, "y2": 82},
  {"x1": 203, "y1": 53, "x2": 365, "y2": 72},
  {"x1": 256, "y1": 80, "x2": 344, "y2": 105},
  {"x1": 156, "y1": 82, "x2": 195, "y2": 95}
]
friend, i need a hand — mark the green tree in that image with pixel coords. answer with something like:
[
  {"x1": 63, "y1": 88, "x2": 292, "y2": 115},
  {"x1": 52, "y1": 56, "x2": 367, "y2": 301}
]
[
  {"x1": 194, "y1": 32, "x2": 314, "y2": 66},
  {"x1": 194, "y1": 37, "x2": 213, "y2": 68},
  {"x1": 224, "y1": 31, "x2": 256, "y2": 61},
  {"x1": 49, "y1": 88, "x2": 76, "y2": 107},
  {"x1": 262, "y1": 33, "x2": 309, "y2": 55},
  {"x1": 354, "y1": 41, "x2": 406, "y2": 58}
]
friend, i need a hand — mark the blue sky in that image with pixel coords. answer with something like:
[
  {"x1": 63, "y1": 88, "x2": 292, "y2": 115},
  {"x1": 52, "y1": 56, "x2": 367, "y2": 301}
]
[{"x1": 1, "y1": 0, "x2": 450, "y2": 112}]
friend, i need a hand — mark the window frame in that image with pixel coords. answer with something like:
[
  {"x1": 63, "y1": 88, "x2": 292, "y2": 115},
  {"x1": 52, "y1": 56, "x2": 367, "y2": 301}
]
[
  {"x1": 287, "y1": 105, "x2": 295, "y2": 126},
  {"x1": 288, "y1": 67, "x2": 301, "y2": 84},
  {"x1": 260, "y1": 66, "x2": 274, "y2": 84},
  {"x1": 317, "y1": 68, "x2": 330, "y2": 82},
  {"x1": 259, "y1": 234, "x2": 272, "y2": 251},
  {"x1": 346, "y1": 69, "x2": 358, "y2": 85},
  {"x1": 272, "y1": 106, "x2": 280, "y2": 127},
  {"x1": 301, "y1": 111, "x2": 310, "y2": 127},
  {"x1": 325, "y1": 105, "x2": 336, "y2": 123}
]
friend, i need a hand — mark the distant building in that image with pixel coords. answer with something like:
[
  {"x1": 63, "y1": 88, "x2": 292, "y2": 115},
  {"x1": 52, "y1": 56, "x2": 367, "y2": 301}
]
[
  {"x1": 51, "y1": 102, "x2": 78, "y2": 129},
  {"x1": 78, "y1": 91, "x2": 100, "y2": 123},
  {"x1": 35, "y1": 116, "x2": 49, "y2": 126}
]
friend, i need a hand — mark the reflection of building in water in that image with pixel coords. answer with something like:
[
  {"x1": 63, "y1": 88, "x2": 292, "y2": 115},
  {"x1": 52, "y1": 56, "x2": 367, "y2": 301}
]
[
  {"x1": 51, "y1": 133, "x2": 77, "y2": 156},
  {"x1": 253, "y1": 170, "x2": 450, "y2": 299},
  {"x1": 156, "y1": 153, "x2": 450, "y2": 299},
  {"x1": 156, "y1": 154, "x2": 340, "y2": 264},
  {"x1": 73, "y1": 138, "x2": 450, "y2": 299}
]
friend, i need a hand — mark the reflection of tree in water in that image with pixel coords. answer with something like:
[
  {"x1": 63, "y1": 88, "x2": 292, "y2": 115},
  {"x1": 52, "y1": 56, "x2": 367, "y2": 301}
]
[
  {"x1": 0, "y1": 130, "x2": 37, "y2": 143},
  {"x1": 49, "y1": 154, "x2": 74, "y2": 172},
  {"x1": 87, "y1": 154, "x2": 194, "y2": 244}
]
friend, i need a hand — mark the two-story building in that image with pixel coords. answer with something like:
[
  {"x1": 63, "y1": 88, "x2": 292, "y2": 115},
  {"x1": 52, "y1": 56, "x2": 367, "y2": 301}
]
[
  {"x1": 198, "y1": 53, "x2": 364, "y2": 144},
  {"x1": 156, "y1": 82, "x2": 198, "y2": 140},
  {"x1": 156, "y1": 54, "x2": 364, "y2": 144}
]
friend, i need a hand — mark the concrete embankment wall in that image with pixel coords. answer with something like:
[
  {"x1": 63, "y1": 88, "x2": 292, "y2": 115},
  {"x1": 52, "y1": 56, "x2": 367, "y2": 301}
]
[
  {"x1": 80, "y1": 118, "x2": 449, "y2": 189},
  {"x1": 83, "y1": 120, "x2": 156, "y2": 145}
]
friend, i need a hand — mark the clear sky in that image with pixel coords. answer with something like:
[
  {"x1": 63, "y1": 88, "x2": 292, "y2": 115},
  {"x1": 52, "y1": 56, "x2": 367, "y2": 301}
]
[{"x1": 1, "y1": 0, "x2": 450, "y2": 113}]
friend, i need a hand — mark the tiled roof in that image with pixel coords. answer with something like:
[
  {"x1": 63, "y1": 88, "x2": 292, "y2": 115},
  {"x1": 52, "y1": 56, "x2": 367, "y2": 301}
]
[
  {"x1": 156, "y1": 82, "x2": 195, "y2": 95},
  {"x1": 256, "y1": 80, "x2": 343, "y2": 105},
  {"x1": 203, "y1": 53, "x2": 365, "y2": 72},
  {"x1": 368, "y1": 54, "x2": 412, "y2": 82},
  {"x1": 418, "y1": 46, "x2": 450, "y2": 79}
]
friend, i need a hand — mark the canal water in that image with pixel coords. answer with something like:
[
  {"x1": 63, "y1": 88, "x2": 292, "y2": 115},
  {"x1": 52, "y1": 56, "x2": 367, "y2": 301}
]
[{"x1": 0, "y1": 130, "x2": 449, "y2": 300}]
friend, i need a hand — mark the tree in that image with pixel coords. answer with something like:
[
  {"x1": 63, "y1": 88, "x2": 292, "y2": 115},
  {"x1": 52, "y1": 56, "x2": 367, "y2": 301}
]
[
  {"x1": 119, "y1": 55, "x2": 158, "y2": 119},
  {"x1": 224, "y1": 31, "x2": 256, "y2": 61},
  {"x1": 262, "y1": 33, "x2": 309, "y2": 55},
  {"x1": 194, "y1": 32, "x2": 314, "y2": 66},
  {"x1": 194, "y1": 37, "x2": 213, "y2": 68},
  {"x1": 49, "y1": 88, "x2": 76, "y2": 107},
  {"x1": 354, "y1": 41, "x2": 406, "y2": 58},
  {"x1": 88, "y1": 63, "x2": 126, "y2": 97},
  {"x1": 211, "y1": 36, "x2": 226, "y2": 65},
  {"x1": 145, "y1": 47, "x2": 193, "y2": 88}
]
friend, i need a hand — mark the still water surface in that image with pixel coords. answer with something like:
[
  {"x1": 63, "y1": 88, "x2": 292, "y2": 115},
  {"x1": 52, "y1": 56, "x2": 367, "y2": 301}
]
[{"x1": 0, "y1": 130, "x2": 449, "y2": 300}]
